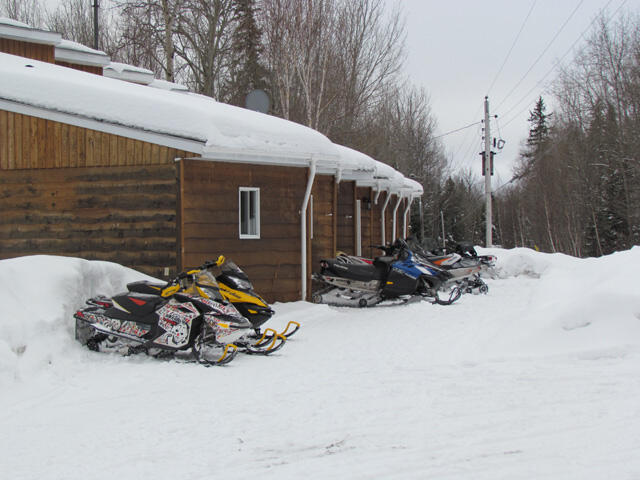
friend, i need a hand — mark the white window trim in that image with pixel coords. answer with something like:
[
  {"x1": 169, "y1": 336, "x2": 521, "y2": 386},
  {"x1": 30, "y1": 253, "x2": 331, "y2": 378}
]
[{"x1": 239, "y1": 187, "x2": 261, "y2": 239}]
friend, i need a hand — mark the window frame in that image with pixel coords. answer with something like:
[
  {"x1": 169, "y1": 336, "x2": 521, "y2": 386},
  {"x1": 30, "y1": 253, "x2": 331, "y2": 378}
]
[{"x1": 238, "y1": 187, "x2": 261, "y2": 239}]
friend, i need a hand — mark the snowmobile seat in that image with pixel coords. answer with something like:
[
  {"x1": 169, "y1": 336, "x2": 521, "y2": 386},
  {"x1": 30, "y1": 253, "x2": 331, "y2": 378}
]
[
  {"x1": 109, "y1": 293, "x2": 165, "y2": 322},
  {"x1": 127, "y1": 280, "x2": 167, "y2": 296},
  {"x1": 322, "y1": 258, "x2": 385, "y2": 281}
]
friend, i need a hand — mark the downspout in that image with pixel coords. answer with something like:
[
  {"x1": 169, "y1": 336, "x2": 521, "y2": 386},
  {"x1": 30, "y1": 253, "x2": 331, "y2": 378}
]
[
  {"x1": 380, "y1": 188, "x2": 391, "y2": 245},
  {"x1": 391, "y1": 194, "x2": 403, "y2": 242},
  {"x1": 301, "y1": 157, "x2": 317, "y2": 301},
  {"x1": 402, "y1": 195, "x2": 414, "y2": 238},
  {"x1": 373, "y1": 181, "x2": 382, "y2": 204}
]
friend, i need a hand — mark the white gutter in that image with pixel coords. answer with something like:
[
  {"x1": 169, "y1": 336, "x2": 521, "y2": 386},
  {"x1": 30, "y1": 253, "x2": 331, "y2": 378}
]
[
  {"x1": 380, "y1": 189, "x2": 392, "y2": 245},
  {"x1": 301, "y1": 157, "x2": 317, "y2": 301},
  {"x1": 402, "y1": 195, "x2": 414, "y2": 238},
  {"x1": 391, "y1": 194, "x2": 403, "y2": 242}
]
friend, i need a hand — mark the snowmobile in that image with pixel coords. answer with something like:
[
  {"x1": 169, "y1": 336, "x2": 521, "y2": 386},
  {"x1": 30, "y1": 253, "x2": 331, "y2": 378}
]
[
  {"x1": 115, "y1": 257, "x2": 292, "y2": 351},
  {"x1": 125, "y1": 257, "x2": 299, "y2": 342},
  {"x1": 408, "y1": 239, "x2": 497, "y2": 294},
  {"x1": 214, "y1": 256, "x2": 300, "y2": 339},
  {"x1": 75, "y1": 272, "x2": 252, "y2": 366},
  {"x1": 312, "y1": 238, "x2": 461, "y2": 307}
]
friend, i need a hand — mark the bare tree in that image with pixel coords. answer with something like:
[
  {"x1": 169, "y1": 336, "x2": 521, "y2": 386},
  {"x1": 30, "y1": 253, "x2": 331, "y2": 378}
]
[
  {"x1": 114, "y1": 0, "x2": 183, "y2": 81},
  {"x1": 0, "y1": 0, "x2": 45, "y2": 27},
  {"x1": 174, "y1": 0, "x2": 236, "y2": 98}
]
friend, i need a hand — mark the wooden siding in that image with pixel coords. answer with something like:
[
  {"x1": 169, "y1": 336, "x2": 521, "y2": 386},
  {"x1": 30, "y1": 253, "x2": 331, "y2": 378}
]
[
  {"x1": 0, "y1": 165, "x2": 179, "y2": 277},
  {"x1": 55, "y1": 61, "x2": 103, "y2": 75},
  {"x1": 356, "y1": 186, "x2": 374, "y2": 259},
  {"x1": 0, "y1": 38, "x2": 54, "y2": 63},
  {"x1": 180, "y1": 159, "x2": 309, "y2": 303},
  {"x1": 371, "y1": 190, "x2": 386, "y2": 248},
  {"x1": 310, "y1": 174, "x2": 335, "y2": 276},
  {"x1": 336, "y1": 180, "x2": 355, "y2": 255},
  {"x1": 0, "y1": 111, "x2": 194, "y2": 170}
]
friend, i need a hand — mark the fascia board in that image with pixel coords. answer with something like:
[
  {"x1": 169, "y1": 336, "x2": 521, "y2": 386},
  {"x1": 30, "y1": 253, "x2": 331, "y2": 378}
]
[{"x1": 199, "y1": 150, "x2": 339, "y2": 169}]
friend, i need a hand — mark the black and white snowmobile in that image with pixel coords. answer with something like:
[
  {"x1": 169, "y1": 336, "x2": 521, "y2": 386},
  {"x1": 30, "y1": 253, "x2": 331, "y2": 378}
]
[
  {"x1": 75, "y1": 266, "x2": 283, "y2": 365},
  {"x1": 408, "y1": 239, "x2": 496, "y2": 294},
  {"x1": 312, "y1": 238, "x2": 461, "y2": 307},
  {"x1": 119, "y1": 258, "x2": 291, "y2": 352}
]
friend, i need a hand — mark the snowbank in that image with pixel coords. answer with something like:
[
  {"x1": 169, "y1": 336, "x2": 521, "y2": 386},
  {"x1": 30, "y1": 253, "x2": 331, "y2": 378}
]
[{"x1": 0, "y1": 256, "x2": 155, "y2": 381}]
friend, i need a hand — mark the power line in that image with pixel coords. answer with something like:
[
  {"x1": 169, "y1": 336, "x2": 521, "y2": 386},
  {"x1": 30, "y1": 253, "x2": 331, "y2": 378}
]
[
  {"x1": 433, "y1": 120, "x2": 483, "y2": 139},
  {"x1": 499, "y1": 0, "x2": 625, "y2": 128},
  {"x1": 486, "y1": 0, "x2": 537, "y2": 96},
  {"x1": 495, "y1": 0, "x2": 585, "y2": 111}
]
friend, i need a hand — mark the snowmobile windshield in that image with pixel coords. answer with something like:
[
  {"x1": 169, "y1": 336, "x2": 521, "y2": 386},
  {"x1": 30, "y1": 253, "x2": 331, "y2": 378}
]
[
  {"x1": 219, "y1": 259, "x2": 253, "y2": 290},
  {"x1": 192, "y1": 270, "x2": 225, "y2": 302}
]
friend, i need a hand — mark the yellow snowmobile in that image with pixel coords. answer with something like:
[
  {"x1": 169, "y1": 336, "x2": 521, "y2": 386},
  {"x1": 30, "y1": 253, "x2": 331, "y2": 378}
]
[
  {"x1": 213, "y1": 256, "x2": 300, "y2": 339},
  {"x1": 125, "y1": 258, "x2": 289, "y2": 355}
]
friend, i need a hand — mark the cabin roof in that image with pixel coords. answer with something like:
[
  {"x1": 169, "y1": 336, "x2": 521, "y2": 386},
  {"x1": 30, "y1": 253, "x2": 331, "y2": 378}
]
[{"x1": 0, "y1": 39, "x2": 423, "y2": 196}]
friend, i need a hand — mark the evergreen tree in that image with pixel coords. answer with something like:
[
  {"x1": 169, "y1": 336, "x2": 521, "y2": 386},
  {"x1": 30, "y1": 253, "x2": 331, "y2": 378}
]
[{"x1": 227, "y1": 0, "x2": 268, "y2": 107}]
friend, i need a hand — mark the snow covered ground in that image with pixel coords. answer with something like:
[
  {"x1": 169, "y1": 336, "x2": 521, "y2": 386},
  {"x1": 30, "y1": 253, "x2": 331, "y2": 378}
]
[{"x1": 1, "y1": 248, "x2": 640, "y2": 479}]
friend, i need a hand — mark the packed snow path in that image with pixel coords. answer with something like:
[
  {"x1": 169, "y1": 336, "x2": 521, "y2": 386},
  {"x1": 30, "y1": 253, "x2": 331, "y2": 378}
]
[{"x1": 1, "y1": 248, "x2": 639, "y2": 479}]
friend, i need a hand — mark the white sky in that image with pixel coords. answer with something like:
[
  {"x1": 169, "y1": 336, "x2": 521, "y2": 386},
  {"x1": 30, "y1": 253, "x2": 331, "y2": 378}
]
[{"x1": 394, "y1": 0, "x2": 640, "y2": 185}]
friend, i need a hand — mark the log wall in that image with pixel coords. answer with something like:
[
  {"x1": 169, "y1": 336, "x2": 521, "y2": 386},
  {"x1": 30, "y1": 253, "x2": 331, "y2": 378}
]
[
  {"x1": 180, "y1": 159, "x2": 311, "y2": 303},
  {"x1": 310, "y1": 174, "x2": 336, "y2": 275},
  {"x1": 336, "y1": 180, "x2": 355, "y2": 255},
  {"x1": 0, "y1": 111, "x2": 197, "y2": 277},
  {"x1": 356, "y1": 186, "x2": 374, "y2": 259},
  {"x1": 0, "y1": 111, "x2": 192, "y2": 170},
  {"x1": 0, "y1": 165, "x2": 179, "y2": 277},
  {"x1": 0, "y1": 38, "x2": 54, "y2": 63}
]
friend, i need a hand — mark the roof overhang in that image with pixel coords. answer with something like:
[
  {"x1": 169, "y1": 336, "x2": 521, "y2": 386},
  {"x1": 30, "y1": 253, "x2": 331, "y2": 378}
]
[
  {"x1": 55, "y1": 41, "x2": 110, "y2": 67},
  {"x1": 0, "y1": 19, "x2": 61, "y2": 46}
]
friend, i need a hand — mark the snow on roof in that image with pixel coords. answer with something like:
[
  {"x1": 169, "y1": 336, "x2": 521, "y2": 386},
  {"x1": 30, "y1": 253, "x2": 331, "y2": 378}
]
[
  {"x1": 104, "y1": 62, "x2": 155, "y2": 85},
  {"x1": 148, "y1": 78, "x2": 189, "y2": 92},
  {"x1": 0, "y1": 17, "x2": 29, "y2": 28},
  {"x1": 0, "y1": 52, "x2": 339, "y2": 163},
  {"x1": 55, "y1": 39, "x2": 110, "y2": 67},
  {"x1": 0, "y1": 49, "x2": 421, "y2": 195},
  {"x1": 0, "y1": 17, "x2": 61, "y2": 45},
  {"x1": 402, "y1": 177, "x2": 424, "y2": 196},
  {"x1": 334, "y1": 144, "x2": 376, "y2": 175}
]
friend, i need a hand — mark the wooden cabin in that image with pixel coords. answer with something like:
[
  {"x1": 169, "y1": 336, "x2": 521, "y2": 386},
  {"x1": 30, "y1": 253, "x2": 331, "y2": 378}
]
[{"x1": 0, "y1": 18, "x2": 423, "y2": 302}]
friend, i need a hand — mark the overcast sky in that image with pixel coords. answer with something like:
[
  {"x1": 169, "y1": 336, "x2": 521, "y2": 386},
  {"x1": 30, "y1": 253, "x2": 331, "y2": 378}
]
[{"x1": 392, "y1": 0, "x2": 639, "y2": 185}]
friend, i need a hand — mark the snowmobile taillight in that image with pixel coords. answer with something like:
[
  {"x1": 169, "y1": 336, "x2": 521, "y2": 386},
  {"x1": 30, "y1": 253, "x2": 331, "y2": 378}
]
[{"x1": 95, "y1": 300, "x2": 111, "y2": 308}]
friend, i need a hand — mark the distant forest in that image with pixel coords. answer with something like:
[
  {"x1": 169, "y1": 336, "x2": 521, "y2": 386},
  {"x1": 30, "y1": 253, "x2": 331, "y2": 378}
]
[{"x1": 2, "y1": 0, "x2": 639, "y2": 256}]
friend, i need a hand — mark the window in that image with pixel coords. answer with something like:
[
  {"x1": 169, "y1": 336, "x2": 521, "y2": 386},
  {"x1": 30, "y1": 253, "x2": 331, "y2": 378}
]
[{"x1": 239, "y1": 187, "x2": 260, "y2": 239}]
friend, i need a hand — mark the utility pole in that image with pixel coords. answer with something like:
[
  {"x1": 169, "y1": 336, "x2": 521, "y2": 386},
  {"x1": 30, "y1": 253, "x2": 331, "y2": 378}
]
[
  {"x1": 483, "y1": 96, "x2": 493, "y2": 247},
  {"x1": 93, "y1": 0, "x2": 99, "y2": 50}
]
